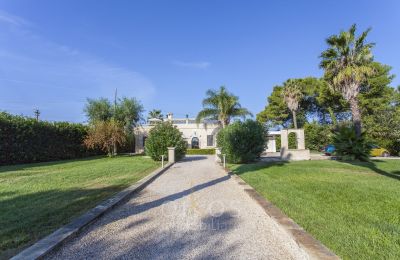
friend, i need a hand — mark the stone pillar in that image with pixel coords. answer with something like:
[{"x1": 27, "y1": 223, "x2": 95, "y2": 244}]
[
  {"x1": 215, "y1": 147, "x2": 221, "y2": 162},
  {"x1": 297, "y1": 129, "x2": 305, "y2": 150},
  {"x1": 167, "y1": 147, "x2": 175, "y2": 163},
  {"x1": 280, "y1": 129, "x2": 289, "y2": 151}
]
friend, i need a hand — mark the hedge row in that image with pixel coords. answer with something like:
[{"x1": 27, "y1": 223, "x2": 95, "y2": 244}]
[
  {"x1": 186, "y1": 148, "x2": 215, "y2": 155},
  {"x1": 0, "y1": 112, "x2": 101, "y2": 165}
]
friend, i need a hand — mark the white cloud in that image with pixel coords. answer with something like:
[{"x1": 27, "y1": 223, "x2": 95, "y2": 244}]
[
  {"x1": 0, "y1": 11, "x2": 155, "y2": 122},
  {"x1": 0, "y1": 10, "x2": 29, "y2": 26},
  {"x1": 172, "y1": 60, "x2": 210, "y2": 69}
]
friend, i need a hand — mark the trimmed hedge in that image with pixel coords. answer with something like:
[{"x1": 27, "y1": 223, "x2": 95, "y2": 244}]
[
  {"x1": 145, "y1": 122, "x2": 187, "y2": 161},
  {"x1": 217, "y1": 120, "x2": 267, "y2": 163},
  {"x1": 0, "y1": 112, "x2": 101, "y2": 165},
  {"x1": 186, "y1": 148, "x2": 215, "y2": 155}
]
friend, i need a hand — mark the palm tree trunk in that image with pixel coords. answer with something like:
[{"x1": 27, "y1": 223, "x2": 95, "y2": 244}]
[
  {"x1": 349, "y1": 97, "x2": 362, "y2": 137},
  {"x1": 221, "y1": 120, "x2": 226, "y2": 128},
  {"x1": 292, "y1": 110, "x2": 298, "y2": 129}
]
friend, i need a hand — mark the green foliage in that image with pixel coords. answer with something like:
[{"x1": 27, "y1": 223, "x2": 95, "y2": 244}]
[
  {"x1": 0, "y1": 112, "x2": 101, "y2": 165},
  {"x1": 84, "y1": 98, "x2": 113, "y2": 122},
  {"x1": 332, "y1": 125, "x2": 371, "y2": 161},
  {"x1": 304, "y1": 122, "x2": 332, "y2": 151},
  {"x1": 217, "y1": 120, "x2": 266, "y2": 163},
  {"x1": 84, "y1": 96, "x2": 143, "y2": 153},
  {"x1": 197, "y1": 86, "x2": 252, "y2": 128},
  {"x1": 145, "y1": 122, "x2": 187, "y2": 161},
  {"x1": 257, "y1": 86, "x2": 290, "y2": 126},
  {"x1": 148, "y1": 109, "x2": 163, "y2": 120},
  {"x1": 363, "y1": 108, "x2": 400, "y2": 156},
  {"x1": 186, "y1": 148, "x2": 215, "y2": 155}
]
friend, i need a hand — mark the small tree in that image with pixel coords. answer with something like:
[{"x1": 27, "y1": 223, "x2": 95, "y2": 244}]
[
  {"x1": 145, "y1": 122, "x2": 187, "y2": 161},
  {"x1": 84, "y1": 120, "x2": 126, "y2": 157},
  {"x1": 84, "y1": 96, "x2": 143, "y2": 154},
  {"x1": 217, "y1": 120, "x2": 267, "y2": 163},
  {"x1": 282, "y1": 79, "x2": 303, "y2": 129}
]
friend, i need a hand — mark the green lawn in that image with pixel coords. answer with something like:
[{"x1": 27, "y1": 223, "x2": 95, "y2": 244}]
[
  {"x1": 229, "y1": 159, "x2": 400, "y2": 260},
  {"x1": 0, "y1": 155, "x2": 159, "y2": 258}
]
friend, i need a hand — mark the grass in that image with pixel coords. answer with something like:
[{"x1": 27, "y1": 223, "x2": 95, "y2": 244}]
[
  {"x1": 0, "y1": 155, "x2": 159, "y2": 258},
  {"x1": 229, "y1": 159, "x2": 400, "y2": 260}
]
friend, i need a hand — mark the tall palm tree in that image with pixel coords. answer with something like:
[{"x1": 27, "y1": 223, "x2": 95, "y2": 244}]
[
  {"x1": 282, "y1": 79, "x2": 303, "y2": 129},
  {"x1": 320, "y1": 24, "x2": 375, "y2": 137},
  {"x1": 196, "y1": 86, "x2": 252, "y2": 128},
  {"x1": 148, "y1": 109, "x2": 163, "y2": 120}
]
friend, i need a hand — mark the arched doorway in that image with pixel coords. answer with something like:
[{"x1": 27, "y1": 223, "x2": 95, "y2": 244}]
[{"x1": 191, "y1": 137, "x2": 199, "y2": 149}]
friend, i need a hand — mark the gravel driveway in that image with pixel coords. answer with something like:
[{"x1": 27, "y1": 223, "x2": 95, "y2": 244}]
[{"x1": 47, "y1": 155, "x2": 309, "y2": 260}]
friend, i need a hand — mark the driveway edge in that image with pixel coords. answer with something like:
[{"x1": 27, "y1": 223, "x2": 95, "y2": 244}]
[
  {"x1": 11, "y1": 163, "x2": 174, "y2": 260},
  {"x1": 218, "y1": 164, "x2": 339, "y2": 260}
]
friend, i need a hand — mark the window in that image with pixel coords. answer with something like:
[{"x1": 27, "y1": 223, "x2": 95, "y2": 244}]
[{"x1": 207, "y1": 135, "x2": 214, "y2": 146}]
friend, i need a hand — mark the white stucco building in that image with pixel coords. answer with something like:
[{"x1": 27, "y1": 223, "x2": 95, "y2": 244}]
[{"x1": 134, "y1": 113, "x2": 221, "y2": 153}]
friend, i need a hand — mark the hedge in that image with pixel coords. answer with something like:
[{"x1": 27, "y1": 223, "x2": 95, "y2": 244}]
[
  {"x1": 186, "y1": 148, "x2": 215, "y2": 155},
  {"x1": 145, "y1": 122, "x2": 187, "y2": 161},
  {"x1": 217, "y1": 120, "x2": 267, "y2": 163},
  {"x1": 0, "y1": 112, "x2": 101, "y2": 165}
]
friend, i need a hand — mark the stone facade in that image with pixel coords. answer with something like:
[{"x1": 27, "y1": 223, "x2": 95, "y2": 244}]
[{"x1": 134, "y1": 113, "x2": 221, "y2": 153}]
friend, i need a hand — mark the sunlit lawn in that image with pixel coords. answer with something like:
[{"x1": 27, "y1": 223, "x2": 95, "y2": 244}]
[
  {"x1": 0, "y1": 155, "x2": 159, "y2": 258},
  {"x1": 229, "y1": 159, "x2": 400, "y2": 260}
]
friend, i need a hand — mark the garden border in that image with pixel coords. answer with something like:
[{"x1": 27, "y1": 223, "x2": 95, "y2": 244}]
[
  {"x1": 11, "y1": 162, "x2": 174, "y2": 260},
  {"x1": 218, "y1": 163, "x2": 339, "y2": 260}
]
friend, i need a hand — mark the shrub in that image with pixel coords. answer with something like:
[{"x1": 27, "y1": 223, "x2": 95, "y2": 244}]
[
  {"x1": 186, "y1": 148, "x2": 215, "y2": 155},
  {"x1": 84, "y1": 120, "x2": 126, "y2": 157},
  {"x1": 304, "y1": 122, "x2": 332, "y2": 151},
  {"x1": 145, "y1": 122, "x2": 187, "y2": 161},
  {"x1": 0, "y1": 112, "x2": 101, "y2": 165},
  {"x1": 332, "y1": 125, "x2": 371, "y2": 161},
  {"x1": 217, "y1": 120, "x2": 267, "y2": 163}
]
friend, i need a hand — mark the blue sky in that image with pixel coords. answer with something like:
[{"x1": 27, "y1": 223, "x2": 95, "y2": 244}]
[{"x1": 1, "y1": 0, "x2": 399, "y2": 122}]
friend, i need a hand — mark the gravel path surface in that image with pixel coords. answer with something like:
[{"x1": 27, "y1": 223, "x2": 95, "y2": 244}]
[{"x1": 47, "y1": 156, "x2": 309, "y2": 260}]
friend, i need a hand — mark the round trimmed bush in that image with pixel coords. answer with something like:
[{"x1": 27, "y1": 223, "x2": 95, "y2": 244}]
[
  {"x1": 217, "y1": 120, "x2": 267, "y2": 163},
  {"x1": 145, "y1": 122, "x2": 187, "y2": 161}
]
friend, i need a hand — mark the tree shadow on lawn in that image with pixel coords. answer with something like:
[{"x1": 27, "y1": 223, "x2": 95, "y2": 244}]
[
  {"x1": 230, "y1": 160, "x2": 290, "y2": 176},
  {"x1": 337, "y1": 159, "x2": 400, "y2": 181},
  {"x1": 0, "y1": 185, "x2": 127, "y2": 259}
]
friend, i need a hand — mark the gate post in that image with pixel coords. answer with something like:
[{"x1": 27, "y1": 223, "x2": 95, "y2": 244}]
[{"x1": 167, "y1": 147, "x2": 176, "y2": 163}]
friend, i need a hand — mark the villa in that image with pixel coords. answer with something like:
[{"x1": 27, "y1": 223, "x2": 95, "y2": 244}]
[
  {"x1": 134, "y1": 112, "x2": 284, "y2": 154},
  {"x1": 134, "y1": 113, "x2": 221, "y2": 153}
]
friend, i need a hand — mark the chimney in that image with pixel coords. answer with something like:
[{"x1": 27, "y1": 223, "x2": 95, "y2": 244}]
[{"x1": 167, "y1": 112, "x2": 173, "y2": 121}]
